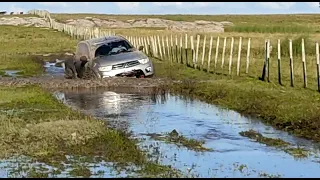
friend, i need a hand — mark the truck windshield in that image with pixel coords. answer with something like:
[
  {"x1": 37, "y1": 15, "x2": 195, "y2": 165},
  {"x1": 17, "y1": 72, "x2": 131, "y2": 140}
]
[{"x1": 95, "y1": 40, "x2": 133, "y2": 57}]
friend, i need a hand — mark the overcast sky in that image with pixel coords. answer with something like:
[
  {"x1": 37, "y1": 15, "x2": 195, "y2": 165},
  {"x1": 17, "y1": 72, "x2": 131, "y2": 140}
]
[{"x1": 0, "y1": 2, "x2": 319, "y2": 14}]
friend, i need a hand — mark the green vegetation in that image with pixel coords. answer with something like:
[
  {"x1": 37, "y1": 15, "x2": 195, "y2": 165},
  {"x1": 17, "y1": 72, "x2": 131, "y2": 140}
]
[
  {"x1": 284, "y1": 147, "x2": 309, "y2": 158},
  {"x1": 68, "y1": 165, "x2": 92, "y2": 177},
  {"x1": 239, "y1": 129, "x2": 290, "y2": 147},
  {"x1": 224, "y1": 24, "x2": 315, "y2": 34},
  {"x1": 0, "y1": 25, "x2": 76, "y2": 77},
  {"x1": 239, "y1": 129, "x2": 310, "y2": 158},
  {"x1": 146, "y1": 130, "x2": 212, "y2": 152}
]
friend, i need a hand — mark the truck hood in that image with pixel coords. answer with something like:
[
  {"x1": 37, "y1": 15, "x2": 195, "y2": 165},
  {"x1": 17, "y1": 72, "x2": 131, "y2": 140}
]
[{"x1": 94, "y1": 51, "x2": 148, "y2": 66}]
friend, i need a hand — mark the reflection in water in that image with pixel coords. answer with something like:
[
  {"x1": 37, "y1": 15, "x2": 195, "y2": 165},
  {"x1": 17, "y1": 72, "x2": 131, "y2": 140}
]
[{"x1": 54, "y1": 88, "x2": 320, "y2": 178}]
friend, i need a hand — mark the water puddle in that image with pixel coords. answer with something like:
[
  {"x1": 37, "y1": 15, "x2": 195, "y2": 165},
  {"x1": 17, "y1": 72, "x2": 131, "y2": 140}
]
[
  {"x1": 0, "y1": 70, "x2": 21, "y2": 77},
  {"x1": 0, "y1": 155, "x2": 135, "y2": 178},
  {"x1": 50, "y1": 88, "x2": 320, "y2": 178},
  {"x1": 43, "y1": 60, "x2": 64, "y2": 77}
]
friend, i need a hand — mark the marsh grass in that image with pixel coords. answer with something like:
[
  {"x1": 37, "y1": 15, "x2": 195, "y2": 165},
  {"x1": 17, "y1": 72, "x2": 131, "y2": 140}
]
[
  {"x1": 239, "y1": 129, "x2": 290, "y2": 148},
  {"x1": 284, "y1": 147, "x2": 309, "y2": 158},
  {"x1": 146, "y1": 130, "x2": 212, "y2": 152},
  {"x1": 239, "y1": 129, "x2": 310, "y2": 159}
]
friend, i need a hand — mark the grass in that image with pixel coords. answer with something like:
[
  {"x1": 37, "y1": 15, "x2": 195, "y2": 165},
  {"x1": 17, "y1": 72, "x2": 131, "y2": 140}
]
[
  {"x1": 0, "y1": 25, "x2": 77, "y2": 76},
  {"x1": 284, "y1": 147, "x2": 309, "y2": 158},
  {"x1": 0, "y1": 85, "x2": 181, "y2": 177},
  {"x1": 145, "y1": 33, "x2": 320, "y2": 91},
  {"x1": 51, "y1": 13, "x2": 320, "y2": 34},
  {"x1": 145, "y1": 130, "x2": 212, "y2": 152},
  {"x1": 224, "y1": 24, "x2": 317, "y2": 34},
  {"x1": 153, "y1": 60, "x2": 320, "y2": 142},
  {"x1": 239, "y1": 129, "x2": 310, "y2": 158},
  {"x1": 68, "y1": 165, "x2": 92, "y2": 177},
  {"x1": 239, "y1": 129, "x2": 290, "y2": 147}
]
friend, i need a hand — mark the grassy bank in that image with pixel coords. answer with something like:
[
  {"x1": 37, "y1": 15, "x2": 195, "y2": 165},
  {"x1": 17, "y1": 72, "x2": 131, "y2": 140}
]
[
  {"x1": 0, "y1": 85, "x2": 181, "y2": 177},
  {"x1": 153, "y1": 59, "x2": 320, "y2": 142},
  {"x1": 0, "y1": 25, "x2": 76, "y2": 77}
]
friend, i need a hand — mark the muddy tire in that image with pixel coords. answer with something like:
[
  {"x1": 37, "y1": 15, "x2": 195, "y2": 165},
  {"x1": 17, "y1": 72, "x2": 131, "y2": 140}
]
[
  {"x1": 82, "y1": 63, "x2": 99, "y2": 80},
  {"x1": 64, "y1": 68, "x2": 74, "y2": 79}
]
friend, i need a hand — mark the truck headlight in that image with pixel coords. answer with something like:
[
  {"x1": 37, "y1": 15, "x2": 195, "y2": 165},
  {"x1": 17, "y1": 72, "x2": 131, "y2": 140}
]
[
  {"x1": 98, "y1": 66, "x2": 112, "y2": 72},
  {"x1": 138, "y1": 58, "x2": 149, "y2": 64}
]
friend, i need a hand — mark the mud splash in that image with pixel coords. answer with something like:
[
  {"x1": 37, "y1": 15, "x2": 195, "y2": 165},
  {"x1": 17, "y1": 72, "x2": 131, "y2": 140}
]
[{"x1": 52, "y1": 88, "x2": 320, "y2": 178}]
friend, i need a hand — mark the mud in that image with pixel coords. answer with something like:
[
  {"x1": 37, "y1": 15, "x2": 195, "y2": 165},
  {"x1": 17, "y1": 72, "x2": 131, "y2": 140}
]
[
  {"x1": 0, "y1": 53, "x2": 174, "y2": 90},
  {"x1": 0, "y1": 76, "x2": 170, "y2": 90}
]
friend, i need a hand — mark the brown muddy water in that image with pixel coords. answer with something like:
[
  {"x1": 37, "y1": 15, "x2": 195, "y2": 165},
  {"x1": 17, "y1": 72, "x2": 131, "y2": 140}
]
[{"x1": 51, "y1": 87, "x2": 320, "y2": 178}]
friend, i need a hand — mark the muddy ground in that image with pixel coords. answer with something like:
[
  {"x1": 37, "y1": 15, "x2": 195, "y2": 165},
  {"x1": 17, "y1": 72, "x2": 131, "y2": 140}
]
[
  {"x1": 0, "y1": 76, "x2": 171, "y2": 90},
  {"x1": 0, "y1": 53, "x2": 174, "y2": 91}
]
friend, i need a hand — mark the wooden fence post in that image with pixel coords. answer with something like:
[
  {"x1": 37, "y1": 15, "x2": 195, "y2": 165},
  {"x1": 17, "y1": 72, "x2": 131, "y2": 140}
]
[
  {"x1": 180, "y1": 35, "x2": 183, "y2": 64},
  {"x1": 246, "y1": 38, "x2": 251, "y2": 74},
  {"x1": 214, "y1": 36, "x2": 220, "y2": 72},
  {"x1": 228, "y1": 37, "x2": 234, "y2": 75},
  {"x1": 221, "y1": 37, "x2": 227, "y2": 70},
  {"x1": 289, "y1": 39, "x2": 294, "y2": 87},
  {"x1": 195, "y1": 35, "x2": 200, "y2": 69},
  {"x1": 302, "y1": 38, "x2": 307, "y2": 88},
  {"x1": 175, "y1": 35, "x2": 178, "y2": 63},
  {"x1": 147, "y1": 36, "x2": 152, "y2": 57},
  {"x1": 236, "y1": 37, "x2": 242, "y2": 76},
  {"x1": 185, "y1": 34, "x2": 188, "y2": 66},
  {"x1": 157, "y1": 35, "x2": 163, "y2": 60},
  {"x1": 171, "y1": 35, "x2": 174, "y2": 63},
  {"x1": 190, "y1": 36, "x2": 195, "y2": 68},
  {"x1": 316, "y1": 42, "x2": 320, "y2": 92},
  {"x1": 267, "y1": 40, "x2": 270, "y2": 82},
  {"x1": 278, "y1": 39, "x2": 282, "y2": 85},
  {"x1": 201, "y1": 35, "x2": 207, "y2": 71},
  {"x1": 154, "y1": 35, "x2": 158, "y2": 58},
  {"x1": 207, "y1": 36, "x2": 213, "y2": 73},
  {"x1": 162, "y1": 36, "x2": 166, "y2": 60},
  {"x1": 144, "y1": 37, "x2": 149, "y2": 55},
  {"x1": 166, "y1": 36, "x2": 170, "y2": 62}
]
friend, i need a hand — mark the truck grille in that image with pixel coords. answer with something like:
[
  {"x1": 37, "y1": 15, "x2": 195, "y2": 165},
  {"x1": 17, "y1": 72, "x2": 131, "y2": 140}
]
[{"x1": 112, "y1": 60, "x2": 140, "y2": 70}]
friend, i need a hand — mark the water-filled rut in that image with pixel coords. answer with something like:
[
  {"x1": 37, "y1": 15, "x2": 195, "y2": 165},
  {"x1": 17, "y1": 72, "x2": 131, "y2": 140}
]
[{"x1": 53, "y1": 88, "x2": 320, "y2": 178}]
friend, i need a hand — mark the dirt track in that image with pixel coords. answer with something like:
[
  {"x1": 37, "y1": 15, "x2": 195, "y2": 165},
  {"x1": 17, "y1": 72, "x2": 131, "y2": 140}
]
[{"x1": 0, "y1": 76, "x2": 171, "y2": 90}]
